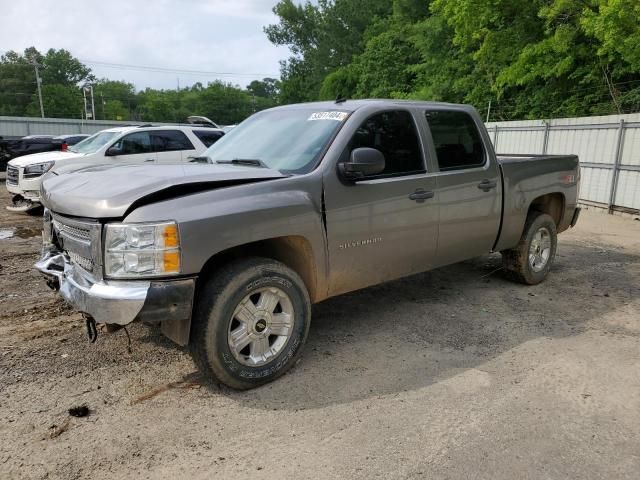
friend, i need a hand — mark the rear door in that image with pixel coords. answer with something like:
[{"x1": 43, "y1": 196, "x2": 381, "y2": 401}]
[
  {"x1": 151, "y1": 130, "x2": 196, "y2": 163},
  {"x1": 423, "y1": 109, "x2": 502, "y2": 266},
  {"x1": 323, "y1": 109, "x2": 439, "y2": 296}
]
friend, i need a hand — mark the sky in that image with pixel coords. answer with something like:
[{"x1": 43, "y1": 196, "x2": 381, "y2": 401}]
[{"x1": 0, "y1": 0, "x2": 291, "y2": 90}]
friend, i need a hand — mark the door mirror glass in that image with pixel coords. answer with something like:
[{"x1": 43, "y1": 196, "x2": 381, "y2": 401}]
[{"x1": 339, "y1": 147, "x2": 385, "y2": 180}]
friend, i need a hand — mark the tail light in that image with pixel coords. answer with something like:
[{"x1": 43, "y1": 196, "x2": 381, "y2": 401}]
[{"x1": 60, "y1": 142, "x2": 68, "y2": 151}]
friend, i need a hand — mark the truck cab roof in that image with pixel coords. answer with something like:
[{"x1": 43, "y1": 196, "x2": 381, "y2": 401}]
[{"x1": 267, "y1": 99, "x2": 474, "y2": 113}]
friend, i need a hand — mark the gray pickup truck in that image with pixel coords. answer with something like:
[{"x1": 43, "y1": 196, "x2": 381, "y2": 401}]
[{"x1": 36, "y1": 100, "x2": 580, "y2": 389}]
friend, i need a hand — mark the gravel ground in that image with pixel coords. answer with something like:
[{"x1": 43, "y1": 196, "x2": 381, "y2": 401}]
[{"x1": 0, "y1": 176, "x2": 639, "y2": 480}]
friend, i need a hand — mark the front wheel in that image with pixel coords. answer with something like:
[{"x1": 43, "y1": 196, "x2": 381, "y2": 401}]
[
  {"x1": 190, "y1": 257, "x2": 311, "y2": 390},
  {"x1": 501, "y1": 212, "x2": 558, "y2": 285}
]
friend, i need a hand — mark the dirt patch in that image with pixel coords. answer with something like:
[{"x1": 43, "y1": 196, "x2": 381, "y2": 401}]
[{"x1": 0, "y1": 178, "x2": 639, "y2": 479}]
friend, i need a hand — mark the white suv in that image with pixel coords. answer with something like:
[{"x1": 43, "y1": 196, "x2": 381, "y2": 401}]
[{"x1": 5, "y1": 125, "x2": 224, "y2": 211}]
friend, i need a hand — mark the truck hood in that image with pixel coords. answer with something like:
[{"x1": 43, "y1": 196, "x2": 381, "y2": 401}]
[
  {"x1": 8, "y1": 150, "x2": 84, "y2": 167},
  {"x1": 41, "y1": 163, "x2": 287, "y2": 218}
]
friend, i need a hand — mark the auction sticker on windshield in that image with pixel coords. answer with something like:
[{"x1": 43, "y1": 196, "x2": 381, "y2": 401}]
[{"x1": 307, "y1": 111, "x2": 348, "y2": 121}]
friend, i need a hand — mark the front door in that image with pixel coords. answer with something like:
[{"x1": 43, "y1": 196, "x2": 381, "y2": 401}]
[
  {"x1": 110, "y1": 131, "x2": 157, "y2": 164},
  {"x1": 323, "y1": 109, "x2": 439, "y2": 296},
  {"x1": 423, "y1": 109, "x2": 502, "y2": 266}
]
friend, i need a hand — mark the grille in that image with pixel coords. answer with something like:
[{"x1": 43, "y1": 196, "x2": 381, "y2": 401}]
[
  {"x1": 68, "y1": 251, "x2": 94, "y2": 272},
  {"x1": 51, "y1": 215, "x2": 98, "y2": 274},
  {"x1": 52, "y1": 220, "x2": 91, "y2": 242},
  {"x1": 6, "y1": 166, "x2": 18, "y2": 185}
]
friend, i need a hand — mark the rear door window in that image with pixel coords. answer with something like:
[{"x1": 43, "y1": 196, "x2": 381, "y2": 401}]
[
  {"x1": 193, "y1": 130, "x2": 224, "y2": 147},
  {"x1": 150, "y1": 130, "x2": 194, "y2": 152},
  {"x1": 425, "y1": 110, "x2": 485, "y2": 171},
  {"x1": 345, "y1": 110, "x2": 424, "y2": 178}
]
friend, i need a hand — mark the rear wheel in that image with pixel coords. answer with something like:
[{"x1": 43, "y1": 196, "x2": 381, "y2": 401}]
[
  {"x1": 190, "y1": 257, "x2": 311, "y2": 390},
  {"x1": 501, "y1": 212, "x2": 557, "y2": 285}
]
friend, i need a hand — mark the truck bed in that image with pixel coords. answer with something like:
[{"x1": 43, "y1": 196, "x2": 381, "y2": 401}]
[{"x1": 494, "y1": 153, "x2": 580, "y2": 252}]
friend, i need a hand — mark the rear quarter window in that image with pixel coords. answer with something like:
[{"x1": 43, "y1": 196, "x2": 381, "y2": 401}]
[{"x1": 193, "y1": 130, "x2": 224, "y2": 147}]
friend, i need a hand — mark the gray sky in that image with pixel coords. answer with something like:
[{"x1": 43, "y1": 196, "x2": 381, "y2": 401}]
[{"x1": 0, "y1": 0, "x2": 290, "y2": 90}]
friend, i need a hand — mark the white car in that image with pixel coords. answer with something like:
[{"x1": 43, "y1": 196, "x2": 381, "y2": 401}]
[{"x1": 5, "y1": 125, "x2": 224, "y2": 211}]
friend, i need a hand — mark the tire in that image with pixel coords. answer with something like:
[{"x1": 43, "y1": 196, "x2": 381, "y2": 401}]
[
  {"x1": 501, "y1": 212, "x2": 558, "y2": 285},
  {"x1": 190, "y1": 257, "x2": 311, "y2": 390}
]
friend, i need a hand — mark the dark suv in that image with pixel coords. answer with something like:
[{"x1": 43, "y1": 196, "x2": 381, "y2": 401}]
[{"x1": 0, "y1": 134, "x2": 89, "y2": 171}]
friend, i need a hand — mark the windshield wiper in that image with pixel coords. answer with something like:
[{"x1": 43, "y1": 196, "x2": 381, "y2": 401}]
[{"x1": 215, "y1": 158, "x2": 268, "y2": 168}]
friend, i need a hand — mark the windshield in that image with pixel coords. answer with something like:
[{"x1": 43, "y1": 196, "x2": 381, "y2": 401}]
[
  {"x1": 69, "y1": 131, "x2": 119, "y2": 154},
  {"x1": 203, "y1": 108, "x2": 349, "y2": 173}
]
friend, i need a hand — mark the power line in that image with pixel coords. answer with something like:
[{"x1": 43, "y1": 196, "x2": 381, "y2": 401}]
[
  {"x1": 79, "y1": 59, "x2": 278, "y2": 78},
  {"x1": 1, "y1": 49, "x2": 280, "y2": 78}
]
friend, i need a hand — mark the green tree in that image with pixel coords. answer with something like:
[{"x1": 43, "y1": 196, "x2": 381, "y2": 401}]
[
  {"x1": 352, "y1": 23, "x2": 421, "y2": 98},
  {"x1": 270, "y1": 0, "x2": 640, "y2": 119},
  {"x1": 246, "y1": 78, "x2": 281, "y2": 100},
  {"x1": 319, "y1": 65, "x2": 359, "y2": 100},
  {"x1": 266, "y1": 0, "x2": 393, "y2": 102},
  {"x1": 494, "y1": 0, "x2": 640, "y2": 117},
  {"x1": 40, "y1": 49, "x2": 93, "y2": 86},
  {"x1": 138, "y1": 89, "x2": 179, "y2": 122},
  {"x1": 136, "y1": 81, "x2": 262, "y2": 125},
  {"x1": 0, "y1": 47, "x2": 93, "y2": 118},
  {"x1": 93, "y1": 79, "x2": 137, "y2": 120},
  {"x1": 582, "y1": 0, "x2": 640, "y2": 71},
  {"x1": 197, "y1": 81, "x2": 256, "y2": 124},
  {"x1": 26, "y1": 84, "x2": 84, "y2": 118},
  {"x1": 0, "y1": 49, "x2": 38, "y2": 116}
]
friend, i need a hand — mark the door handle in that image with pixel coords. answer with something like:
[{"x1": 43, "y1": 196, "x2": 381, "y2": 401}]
[
  {"x1": 409, "y1": 189, "x2": 435, "y2": 203},
  {"x1": 145, "y1": 158, "x2": 155, "y2": 162},
  {"x1": 478, "y1": 179, "x2": 497, "y2": 191}
]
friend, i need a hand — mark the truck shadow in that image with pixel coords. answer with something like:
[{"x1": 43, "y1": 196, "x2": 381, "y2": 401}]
[{"x1": 223, "y1": 241, "x2": 639, "y2": 410}]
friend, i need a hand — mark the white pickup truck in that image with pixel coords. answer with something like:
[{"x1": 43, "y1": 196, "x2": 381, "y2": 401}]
[{"x1": 5, "y1": 124, "x2": 224, "y2": 212}]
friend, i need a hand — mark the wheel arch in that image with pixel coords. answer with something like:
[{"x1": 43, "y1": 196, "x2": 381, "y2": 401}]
[
  {"x1": 528, "y1": 192, "x2": 565, "y2": 228},
  {"x1": 197, "y1": 235, "x2": 322, "y2": 304},
  {"x1": 163, "y1": 235, "x2": 322, "y2": 347}
]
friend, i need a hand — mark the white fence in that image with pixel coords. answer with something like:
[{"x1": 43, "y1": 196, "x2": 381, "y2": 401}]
[
  {"x1": 0, "y1": 115, "x2": 151, "y2": 138},
  {"x1": 487, "y1": 113, "x2": 640, "y2": 214}
]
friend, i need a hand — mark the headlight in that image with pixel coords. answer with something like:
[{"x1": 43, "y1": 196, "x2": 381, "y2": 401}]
[
  {"x1": 24, "y1": 161, "x2": 54, "y2": 178},
  {"x1": 104, "y1": 222, "x2": 181, "y2": 278}
]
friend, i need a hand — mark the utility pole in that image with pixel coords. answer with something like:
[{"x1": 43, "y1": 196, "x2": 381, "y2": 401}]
[
  {"x1": 90, "y1": 85, "x2": 96, "y2": 121},
  {"x1": 82, "y1": 84, "x2": 96, "y2": 120},
  {"x1": 32, "y1": 60, "x2": 44, "y2": 118}
]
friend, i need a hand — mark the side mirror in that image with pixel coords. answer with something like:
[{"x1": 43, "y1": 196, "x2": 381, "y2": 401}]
[
  {"x1": 339, "y1": 147, "x2": 385, "y2": 180},
  {"x1": 105, "y1": 145, "x2": 123, "y2": 156}
]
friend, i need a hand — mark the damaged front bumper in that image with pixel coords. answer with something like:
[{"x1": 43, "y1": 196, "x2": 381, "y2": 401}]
[
  {"x1": 35, "y1": 250, "x2": 196, "y2": 345},
  {"x1": 35, "y1": 251, "x2": 150, "y2": 325}
]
